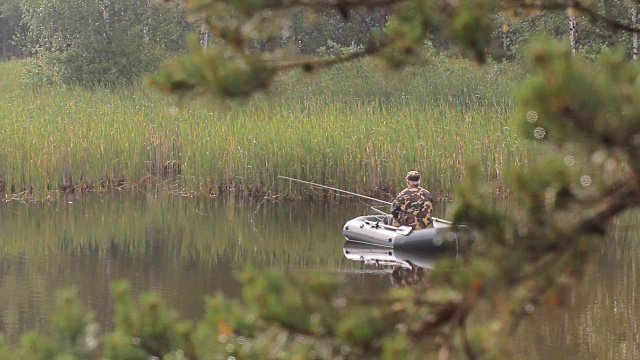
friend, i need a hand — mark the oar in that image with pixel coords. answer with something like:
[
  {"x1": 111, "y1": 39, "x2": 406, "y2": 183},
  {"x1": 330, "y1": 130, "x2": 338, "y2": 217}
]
[{"x1": 279, "y1": 175, "x2": 454, "y2": 225}]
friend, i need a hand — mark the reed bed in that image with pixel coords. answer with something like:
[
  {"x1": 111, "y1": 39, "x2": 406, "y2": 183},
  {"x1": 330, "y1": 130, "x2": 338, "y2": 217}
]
[{"x1": 0, "y1": 58, "x2": 529, "y2": 202}]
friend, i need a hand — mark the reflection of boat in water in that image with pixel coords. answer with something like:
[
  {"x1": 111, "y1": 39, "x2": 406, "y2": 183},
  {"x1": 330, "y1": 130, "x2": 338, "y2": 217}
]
[
  {"x1": 342, "y1": 215, "x2": 475, "y2": 252},
  {"x1": 342, "y1": 240, "x2": 454, "y2": 270},
  {"x1": 343, "y1": 240, "x2": 450, "y2": 287}
]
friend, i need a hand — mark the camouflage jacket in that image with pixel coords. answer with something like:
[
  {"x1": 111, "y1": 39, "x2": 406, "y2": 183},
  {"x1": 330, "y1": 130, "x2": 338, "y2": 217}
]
[{"x1": 390, "y1": 186, "x2": 433, "y2": 229}]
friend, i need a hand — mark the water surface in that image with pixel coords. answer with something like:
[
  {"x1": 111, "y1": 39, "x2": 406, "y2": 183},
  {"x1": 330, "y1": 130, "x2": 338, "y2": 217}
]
[
  {"x1": 0, "y1": 194, "x2": 391, "y2": 344},
  {"x1": 0, "y1": 194, "x2": 637, "y2": 359}
]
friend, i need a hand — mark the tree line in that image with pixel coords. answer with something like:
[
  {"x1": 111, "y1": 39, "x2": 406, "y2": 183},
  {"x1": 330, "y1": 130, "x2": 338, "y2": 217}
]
[{"x1": 0, "y1": 0, "x2": 639, "y2": 85}]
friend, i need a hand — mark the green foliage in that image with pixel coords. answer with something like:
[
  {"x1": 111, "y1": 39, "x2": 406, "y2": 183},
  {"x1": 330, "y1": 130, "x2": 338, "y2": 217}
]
[
  {"x1": 336, "y1": 308, "x2": 392, "y2": 346},
  {"x1": 0, "y1": 266, "x2": 480, "y2": 359},
  {"x1": 291, "y1": 8, "x2": 383, "y2": 55},
  {"x1": 14, "y1": 288, "x2": 98, "y2": 360},
  {"x1": 105, "y1": 281, "x2": 194, "y2": 359},
  {"x1": 151, "y1": 36, "x2": 277, "y2": 98},
  {"x1": 152, "y1": 0, "x2": 513, "y2": 95},
  {"x1": 496, "y1": 4, "x2": 638, "y2": 60},
  {"x1": 450, "y1": 0, "x2": 494, "y2": 62},
  {"x1": 18, "y1": 0, "x2": 190, "y2": 85},
  {"x1": 241, "y1": 268, "x2": 339, "y2": 334},
  {"x1": 45, "y1": 33, "x2": 164, "y2": 85},
  {"x1": 520, "y1": 38, "x2": 640, "y2": 157},
  {"x1": 380, "y1": 0, "x2": 436, "y2": 67},
  {"x1": 317, "y1": 40, "x2": 364, "y2": 59}
]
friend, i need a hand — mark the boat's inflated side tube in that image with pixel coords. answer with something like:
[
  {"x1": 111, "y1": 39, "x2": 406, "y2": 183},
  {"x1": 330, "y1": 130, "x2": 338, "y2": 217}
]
[
  {"x1": 343, "y1": 215, "x2": 401, "y2": 247},
  {"x1": 343, "y1": 215, "x2": 475, "y2": 251}
]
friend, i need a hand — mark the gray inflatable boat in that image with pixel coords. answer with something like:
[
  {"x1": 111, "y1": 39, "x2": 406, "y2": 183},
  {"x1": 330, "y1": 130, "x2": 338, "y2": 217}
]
[{"x1": 343, "y1": 215, "x2": 475, "y2": 251}]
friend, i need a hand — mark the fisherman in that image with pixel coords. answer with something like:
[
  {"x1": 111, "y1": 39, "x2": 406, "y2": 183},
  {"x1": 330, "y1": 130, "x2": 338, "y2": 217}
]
[{"x1": 389, "y1": 170, "x2": 434, "y2": 229}]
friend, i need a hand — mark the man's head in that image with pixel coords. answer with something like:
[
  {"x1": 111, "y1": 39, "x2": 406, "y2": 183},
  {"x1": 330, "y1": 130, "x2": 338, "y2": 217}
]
[{"x1": 406, "y1": 170, "x2": 421, "y2": 186}]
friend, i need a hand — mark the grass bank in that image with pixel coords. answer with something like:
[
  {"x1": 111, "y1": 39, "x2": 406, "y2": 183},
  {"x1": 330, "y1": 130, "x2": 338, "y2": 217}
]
[{"x1": 0, "y1": 57, "x2": 529, "y2": 202}]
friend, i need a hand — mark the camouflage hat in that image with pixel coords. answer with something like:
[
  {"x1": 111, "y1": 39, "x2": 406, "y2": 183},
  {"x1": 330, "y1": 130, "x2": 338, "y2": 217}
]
[{"x1": 406, "y1": 171, "x2": 421, "y2": 181}]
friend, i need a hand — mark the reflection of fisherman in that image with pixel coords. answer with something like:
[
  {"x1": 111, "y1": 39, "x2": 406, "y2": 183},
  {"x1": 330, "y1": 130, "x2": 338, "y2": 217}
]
[
  {"x1": 391, "y1": 264, "x2": 431, "y2": 287},
  {"x1": 389, "y1": 171, "x2": 433, "y2": 229}
]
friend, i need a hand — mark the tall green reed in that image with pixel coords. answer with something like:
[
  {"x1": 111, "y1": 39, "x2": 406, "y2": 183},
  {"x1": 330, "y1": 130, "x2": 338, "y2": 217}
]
[{"x1": 0, "y1": 58, "x2": 529, "y2": 202}]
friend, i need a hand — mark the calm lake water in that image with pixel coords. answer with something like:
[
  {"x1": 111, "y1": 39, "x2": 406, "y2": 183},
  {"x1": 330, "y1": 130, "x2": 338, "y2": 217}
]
[{"x1": 0, "y1": 194, "x2": 638, "y2": 359}]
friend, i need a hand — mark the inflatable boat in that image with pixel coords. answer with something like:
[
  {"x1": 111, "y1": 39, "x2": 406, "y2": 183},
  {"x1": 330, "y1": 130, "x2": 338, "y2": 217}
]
[{"x1": 342, "y1": 215, "x2": 475, "y2": 252}]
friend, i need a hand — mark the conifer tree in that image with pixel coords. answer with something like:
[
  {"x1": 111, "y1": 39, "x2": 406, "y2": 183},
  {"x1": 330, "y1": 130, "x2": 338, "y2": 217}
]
[
  {"x1": 147, "y1": 1, "x2": 640, "y2": 358},
  {"x1": 2, "y1": 1, "x2": 639, "y2": 358}
]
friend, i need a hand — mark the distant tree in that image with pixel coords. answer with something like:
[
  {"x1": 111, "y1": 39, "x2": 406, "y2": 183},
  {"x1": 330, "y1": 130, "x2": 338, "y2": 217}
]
[
  {"x1": 0, "y1": 0, "x2": 22, "y2": 59},
  {"x1": 493, "y1": 1, "x2": 640, "y2": 62},
  {"x1": 492, "y1": 1, "x2": 640, "y2": 60},
  {"x1": 18, "y1": 0, "x2": 191, "y2": 85},
  {"x1": 567, "y1": 7, "x2": 580, "y2": 54},
  {"x1": 151, "y1": 0, "x2": 496, "y2": 98},
  {"x1": 289, "y1": 8, "x2": 386, "y2": 55}
]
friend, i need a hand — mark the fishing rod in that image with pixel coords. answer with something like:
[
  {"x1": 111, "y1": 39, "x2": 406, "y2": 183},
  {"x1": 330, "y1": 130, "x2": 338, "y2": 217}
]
[
  {"x1": 278, "y1": 175, "x2": 452, "y2": 225},
  {"x1": 278, "y1": 175, "x2": 392, "y2": 205}
]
